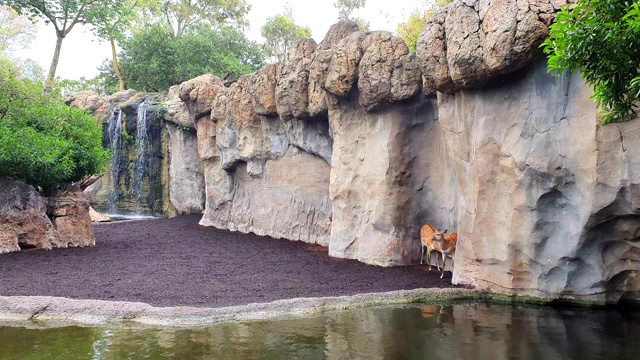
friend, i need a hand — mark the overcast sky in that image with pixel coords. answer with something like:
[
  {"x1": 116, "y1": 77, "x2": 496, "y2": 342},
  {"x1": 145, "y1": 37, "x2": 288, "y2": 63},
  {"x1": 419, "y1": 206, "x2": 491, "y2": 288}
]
[{"x1": 14, "y1": 0, "x2": 430, "y2": 80}]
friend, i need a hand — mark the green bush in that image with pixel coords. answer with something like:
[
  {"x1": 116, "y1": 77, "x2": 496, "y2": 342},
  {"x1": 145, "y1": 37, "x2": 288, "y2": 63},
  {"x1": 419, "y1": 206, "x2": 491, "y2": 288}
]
[
  {"x1": 542, "y1": 0, "x2": 640, "y2": 124},
  {"x1": 0, "y1": 58, "x2": 109, "y2": 195}
]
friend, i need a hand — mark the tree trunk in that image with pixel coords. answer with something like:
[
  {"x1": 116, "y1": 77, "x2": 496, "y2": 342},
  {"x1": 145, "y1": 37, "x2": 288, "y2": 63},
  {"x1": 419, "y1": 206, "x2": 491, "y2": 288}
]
[
  {"x1": 44, "y1": 34, "x2": 64, "y2": 97},
  {"x1": 111, "y1": 38, "x2": 126, "y2": 91}
]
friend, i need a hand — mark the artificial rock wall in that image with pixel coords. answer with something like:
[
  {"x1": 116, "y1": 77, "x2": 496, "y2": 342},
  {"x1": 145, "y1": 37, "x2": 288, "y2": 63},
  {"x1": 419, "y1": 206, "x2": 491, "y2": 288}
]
[{"x1": 175, "y1": 0, "x2": 639, "y2": 304}]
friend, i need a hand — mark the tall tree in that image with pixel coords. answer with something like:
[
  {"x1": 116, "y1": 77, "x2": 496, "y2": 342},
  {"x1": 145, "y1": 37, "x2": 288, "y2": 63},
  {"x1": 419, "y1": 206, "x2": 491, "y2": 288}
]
[
  {"x1": 142, "y1": 0, "x2": 250, "y2": 37},
  {"x1": 0, "y1": 5, "x2": 36, "y2": 53},
  {"x1": 396, "y1": 0, "x2": 452, "y2": 51},
  {"x1": 1, "y1": 0, "x2": 126, "y2": 96},
  {"x1": 92, "y1": 0, "x2": 139, "y2": 91},
  {"x1": 334, "y1": 0, "x2": 369, "y2": 30},
  {"x1": 261, "y1": 12, "x2": 311, "y2": 63}
]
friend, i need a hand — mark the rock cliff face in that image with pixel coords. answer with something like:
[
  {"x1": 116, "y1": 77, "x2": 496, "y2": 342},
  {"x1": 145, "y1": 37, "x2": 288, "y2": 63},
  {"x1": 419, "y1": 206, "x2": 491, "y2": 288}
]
[
  {"x1": 441, "y1": 60, "x2": 640, "y2": 303},
  {"x1": 60, "y1": 0, "x2": 638, "y2": 303},
  {"x1": 0, "y1": 178, "x2": 95, "y2": 254},
  {"x1": 188, "y1": 0, "x2": 638, "y2": 304}
]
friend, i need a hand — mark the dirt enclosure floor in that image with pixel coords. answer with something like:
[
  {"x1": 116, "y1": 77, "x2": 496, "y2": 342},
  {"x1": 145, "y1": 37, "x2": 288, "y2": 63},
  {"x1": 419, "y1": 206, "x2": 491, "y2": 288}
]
[{"x1": 0, "y1": 215, "x2": 457, "y2": 308}]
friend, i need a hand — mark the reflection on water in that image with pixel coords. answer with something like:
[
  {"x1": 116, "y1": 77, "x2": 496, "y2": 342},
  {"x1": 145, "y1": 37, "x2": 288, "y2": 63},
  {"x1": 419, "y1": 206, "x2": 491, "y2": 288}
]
[{"x1": 0, "y1": 302, "x2": 639, "y2": 360}]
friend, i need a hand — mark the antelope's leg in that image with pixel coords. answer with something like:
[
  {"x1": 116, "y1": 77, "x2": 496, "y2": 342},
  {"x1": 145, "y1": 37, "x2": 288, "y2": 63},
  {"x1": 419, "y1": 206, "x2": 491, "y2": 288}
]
[{"x1": 440, "y1": 253, "x2": 447, "y2": 279}]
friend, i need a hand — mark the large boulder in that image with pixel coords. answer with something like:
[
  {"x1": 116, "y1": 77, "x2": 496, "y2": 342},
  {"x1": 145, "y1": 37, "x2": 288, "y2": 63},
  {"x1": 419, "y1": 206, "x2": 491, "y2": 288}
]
[
  {"x1": 0, "y1": 178, "x2": 58, "y2": 253},
  {"x1": 357, "y1": 31, "x2": 422, "y2": 110},
  {"x1": 0, "y1": 179, "x2": 96, "y2": 254},
  {"x1": 178, "y1": 74, "x2": 225, "y2": 120},
  {"x1": 47, "y1": 184, "x2": 96, "y2": 248},
  {"x1": 416, "y1": 0, "x2": 574, "y2": 93},
  {"x1": 275, "y1": 39, "x2": 318, "y2": 120}
]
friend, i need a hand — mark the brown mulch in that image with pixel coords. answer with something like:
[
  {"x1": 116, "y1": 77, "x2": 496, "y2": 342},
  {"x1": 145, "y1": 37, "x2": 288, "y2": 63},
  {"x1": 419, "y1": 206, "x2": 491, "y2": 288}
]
[{"x1": 0, "y1": 215, "x2": 457, "y2": 308}]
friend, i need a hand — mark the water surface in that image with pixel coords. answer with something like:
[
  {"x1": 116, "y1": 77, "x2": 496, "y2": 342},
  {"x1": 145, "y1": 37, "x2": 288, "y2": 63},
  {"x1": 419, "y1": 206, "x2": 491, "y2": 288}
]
[{"x1": 1, "y1": 302, "x2": 638, "y2": 360}]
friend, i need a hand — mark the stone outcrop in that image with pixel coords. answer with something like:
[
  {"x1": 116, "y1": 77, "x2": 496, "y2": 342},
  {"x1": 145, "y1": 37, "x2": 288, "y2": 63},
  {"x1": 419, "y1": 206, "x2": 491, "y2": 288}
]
[
  {"x1": 0, "y1": 178, "x2": 58, "y2": 253},
  {"x1": 416, "y1": 0, "x2": 575, "y2": 93},
  {"x1": 0, "y1": 178, "x2": 95, "y2": 254},
  {"x1": 47, "y1": 184, "x2": 96, "y2": 248},
  {"x1": 328, "y1": 96, "x2": 455, "y2": 265}
]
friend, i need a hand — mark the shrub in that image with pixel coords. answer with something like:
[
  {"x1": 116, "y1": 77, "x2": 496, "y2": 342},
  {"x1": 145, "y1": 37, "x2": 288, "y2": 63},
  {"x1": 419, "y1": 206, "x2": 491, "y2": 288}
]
[
  {"x1": 0, "y1": 58, "x2": 109, "y2": 195},
  {"x1": 542, "y1": 0, "x2": 640, "y2": 124}
]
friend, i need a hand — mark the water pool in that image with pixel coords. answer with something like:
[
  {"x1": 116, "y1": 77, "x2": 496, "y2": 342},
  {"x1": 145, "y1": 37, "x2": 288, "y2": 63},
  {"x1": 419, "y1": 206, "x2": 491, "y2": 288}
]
[{"x1": 1, "y1": 302, "x2": 638, "y2": 359}]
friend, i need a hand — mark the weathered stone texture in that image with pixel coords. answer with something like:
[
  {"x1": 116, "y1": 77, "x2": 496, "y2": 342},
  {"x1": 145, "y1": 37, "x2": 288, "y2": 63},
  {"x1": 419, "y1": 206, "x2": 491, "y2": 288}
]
[
  {"x1": 325, "y1": 32, "x2": 368, "y2": 98},
  {"x1": 178, "y1": 74, "x2": 225, "y2": 120},
  {"x1": 167, "y1": 123, "x2": 205, "y2": 215},
  {"x1": 441, "y1": 59, "x2": 640, "y2": 304},
  {"x1": 328, "y1": 96, "x2": 453, "y2": 265},
  {"x1": 416, "y1": 0, "x2": 575, "y2": 93},
  {"x1": 358, "y1": 32, "x2": 421, "y2": 110},
  {"x1": 275, "y1": 39, "x2": 318, "y2": 120},
  {"x1": 47, "y1": 184, "x2": 96, "y2": 248},
  {"x1": 200, "y1": 148, "x2": 332, "y2": 245},
  {"x1": 0, "y1": 178, "x2": 57, "y2": 253},
  {"x1": 1, "y1": 179, "x2": 95, "y2": 254}
]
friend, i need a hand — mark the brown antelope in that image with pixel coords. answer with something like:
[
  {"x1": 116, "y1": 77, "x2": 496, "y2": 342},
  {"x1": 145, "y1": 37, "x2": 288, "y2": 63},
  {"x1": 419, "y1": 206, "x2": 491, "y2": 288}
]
[
  {"x1": 419, "y1": 224, "x2": 442, "y2": 270},
  {"x1": 433, "y1": 230, "x2": 458, "y2": 279}
]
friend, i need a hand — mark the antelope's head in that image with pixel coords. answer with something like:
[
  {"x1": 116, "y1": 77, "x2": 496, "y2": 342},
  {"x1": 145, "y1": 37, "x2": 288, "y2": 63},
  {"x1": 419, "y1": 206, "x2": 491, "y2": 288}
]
[{"x1": 433, "y1": 229, "x2": 447, "y2": 242}]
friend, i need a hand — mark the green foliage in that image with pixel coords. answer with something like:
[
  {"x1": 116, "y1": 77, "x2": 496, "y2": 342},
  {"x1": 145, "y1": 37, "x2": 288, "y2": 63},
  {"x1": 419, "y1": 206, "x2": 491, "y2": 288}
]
[
  {"x1": 0, "y1": 59, "x2": 109, "y2": 195},
  {"x1": 0, "y1": 5, "x2": 36, "y2": 53},
  {"x1": 261, "y1": 13, "x2": 312, "y2": 63},
  {"x1": 138, "y1": 0, "x2": 250, "y2": 36},
  {"x1": 542, "y1": 0, "x2": 640, "y2": 124},
  {"x1": 396, "y1": 1, "x2": 452, "y2": 52},
  {"x1": 103, "y1": 24, "x2": 264, "y2": 92},
  {"x1": 0, "y1": 0, "x2": 128, "y2": 94},
  {"x1": 334, "y1": 0, "x2": 369, "y2": 30}
]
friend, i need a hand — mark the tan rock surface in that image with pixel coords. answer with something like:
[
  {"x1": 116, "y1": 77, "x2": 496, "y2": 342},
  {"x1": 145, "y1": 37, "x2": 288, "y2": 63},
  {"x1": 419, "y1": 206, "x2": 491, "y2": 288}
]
[
  {"x1": 89, "y1": 207, "x2": 111, "y2": 222},
  {"x1": 357, "y1": 32, "x2": 421, "y2": 110},
  {"x1": 47, "y1": 184, "x2": 95, "y2": 248},
  {"x1": 0, "y1": 178, "x2": 58, "y2": 253},
  {"x1": 275, "y1": 39, "x2": 317, "y2": 120},
  {"x1": 416, "y1": 0, "x2": 575, "y2": 92},
  {"x1": 178, "y1": 74, "x2": 225, "y2": 120}
]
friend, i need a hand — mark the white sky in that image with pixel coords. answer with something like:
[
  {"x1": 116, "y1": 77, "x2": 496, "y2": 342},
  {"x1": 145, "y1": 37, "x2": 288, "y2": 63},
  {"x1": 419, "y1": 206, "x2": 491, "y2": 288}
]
[{"x1": 14, "y1": 0, "x2": 430, "y2": 80}]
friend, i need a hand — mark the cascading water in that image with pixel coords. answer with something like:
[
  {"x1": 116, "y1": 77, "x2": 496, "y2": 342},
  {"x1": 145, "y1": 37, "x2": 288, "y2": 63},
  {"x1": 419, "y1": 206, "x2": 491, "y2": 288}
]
[
  {"x1": 86, "y1": 96, "x2": 164, "y2": 219},
  {"x1": 107, "y1": 108, "x2": 123, "y2": 213},
  {"x1": 132, "y1": 99, "x2": 150, "y2": 214}
]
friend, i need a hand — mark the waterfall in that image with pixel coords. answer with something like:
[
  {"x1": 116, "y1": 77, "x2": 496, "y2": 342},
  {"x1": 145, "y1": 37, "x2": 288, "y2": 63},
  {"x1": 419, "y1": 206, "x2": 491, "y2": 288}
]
[
  {"x1": 107, "y1": 108, "x2": 123, "y2": 213},
  {"x1": 133, "y1": 99, "x2": 150, "y2": 214}
]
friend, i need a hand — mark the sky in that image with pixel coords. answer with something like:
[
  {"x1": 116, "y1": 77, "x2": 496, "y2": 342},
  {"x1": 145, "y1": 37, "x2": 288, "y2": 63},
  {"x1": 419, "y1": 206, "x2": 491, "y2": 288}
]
[{"x1": 14, "y1": 0, "x2": 430, "y2": 80}]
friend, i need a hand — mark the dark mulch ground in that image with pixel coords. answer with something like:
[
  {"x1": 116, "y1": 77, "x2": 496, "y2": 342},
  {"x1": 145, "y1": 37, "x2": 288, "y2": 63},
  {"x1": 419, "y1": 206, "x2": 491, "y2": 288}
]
[{"x1": 0, "y1": 215, "x2": 457, "y2": 308}]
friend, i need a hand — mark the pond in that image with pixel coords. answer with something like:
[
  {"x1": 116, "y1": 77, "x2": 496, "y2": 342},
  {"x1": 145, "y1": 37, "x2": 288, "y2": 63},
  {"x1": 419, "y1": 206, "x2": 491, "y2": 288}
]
[{"x1": 1, "y1": 302, "x2": 638, "y2": 360}]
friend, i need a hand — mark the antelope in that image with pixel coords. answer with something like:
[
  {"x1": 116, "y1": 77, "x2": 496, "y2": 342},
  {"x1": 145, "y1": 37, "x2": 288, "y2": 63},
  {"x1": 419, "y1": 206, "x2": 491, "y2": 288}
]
[
  {"x1": 433, "y1": 230, "x2": 457, "y2": 279},
  {"x1": 419, "y1": 224, "x2": 442, "y2": 270}
]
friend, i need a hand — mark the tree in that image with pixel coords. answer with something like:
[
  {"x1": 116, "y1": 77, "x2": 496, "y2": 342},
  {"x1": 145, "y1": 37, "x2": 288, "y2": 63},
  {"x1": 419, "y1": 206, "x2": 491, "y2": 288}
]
[
  {"x1": 542, "y1": 0, "x2": 640, "y2": 124},
  {"x1": 396, "y1": 1, "x2": 452, "y2": 52},
  {"x1": 0, "y1": 5, "x2": 36, "y2": 53},
  {"x1": 334, "y1": 0, "x2": 369, "y2": 30},
  {"x1": 102, "y1": 24, "x2": 265, "y2": 92},
  {"x1": 0, "y1": 58, "x2": 109, "y2": 195},
  {"x1": 1, "y1": 0, "x2": 126, "y2": 96},
  {"x1": 92, "y1": 0, "x2": 139, "y2": 91},
  {"x1": 261, "y1": 13, "x2": 311, "y2": 63},
  {"x1": 141, "y1": 0, "x2": 250, "y2": 37}
]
